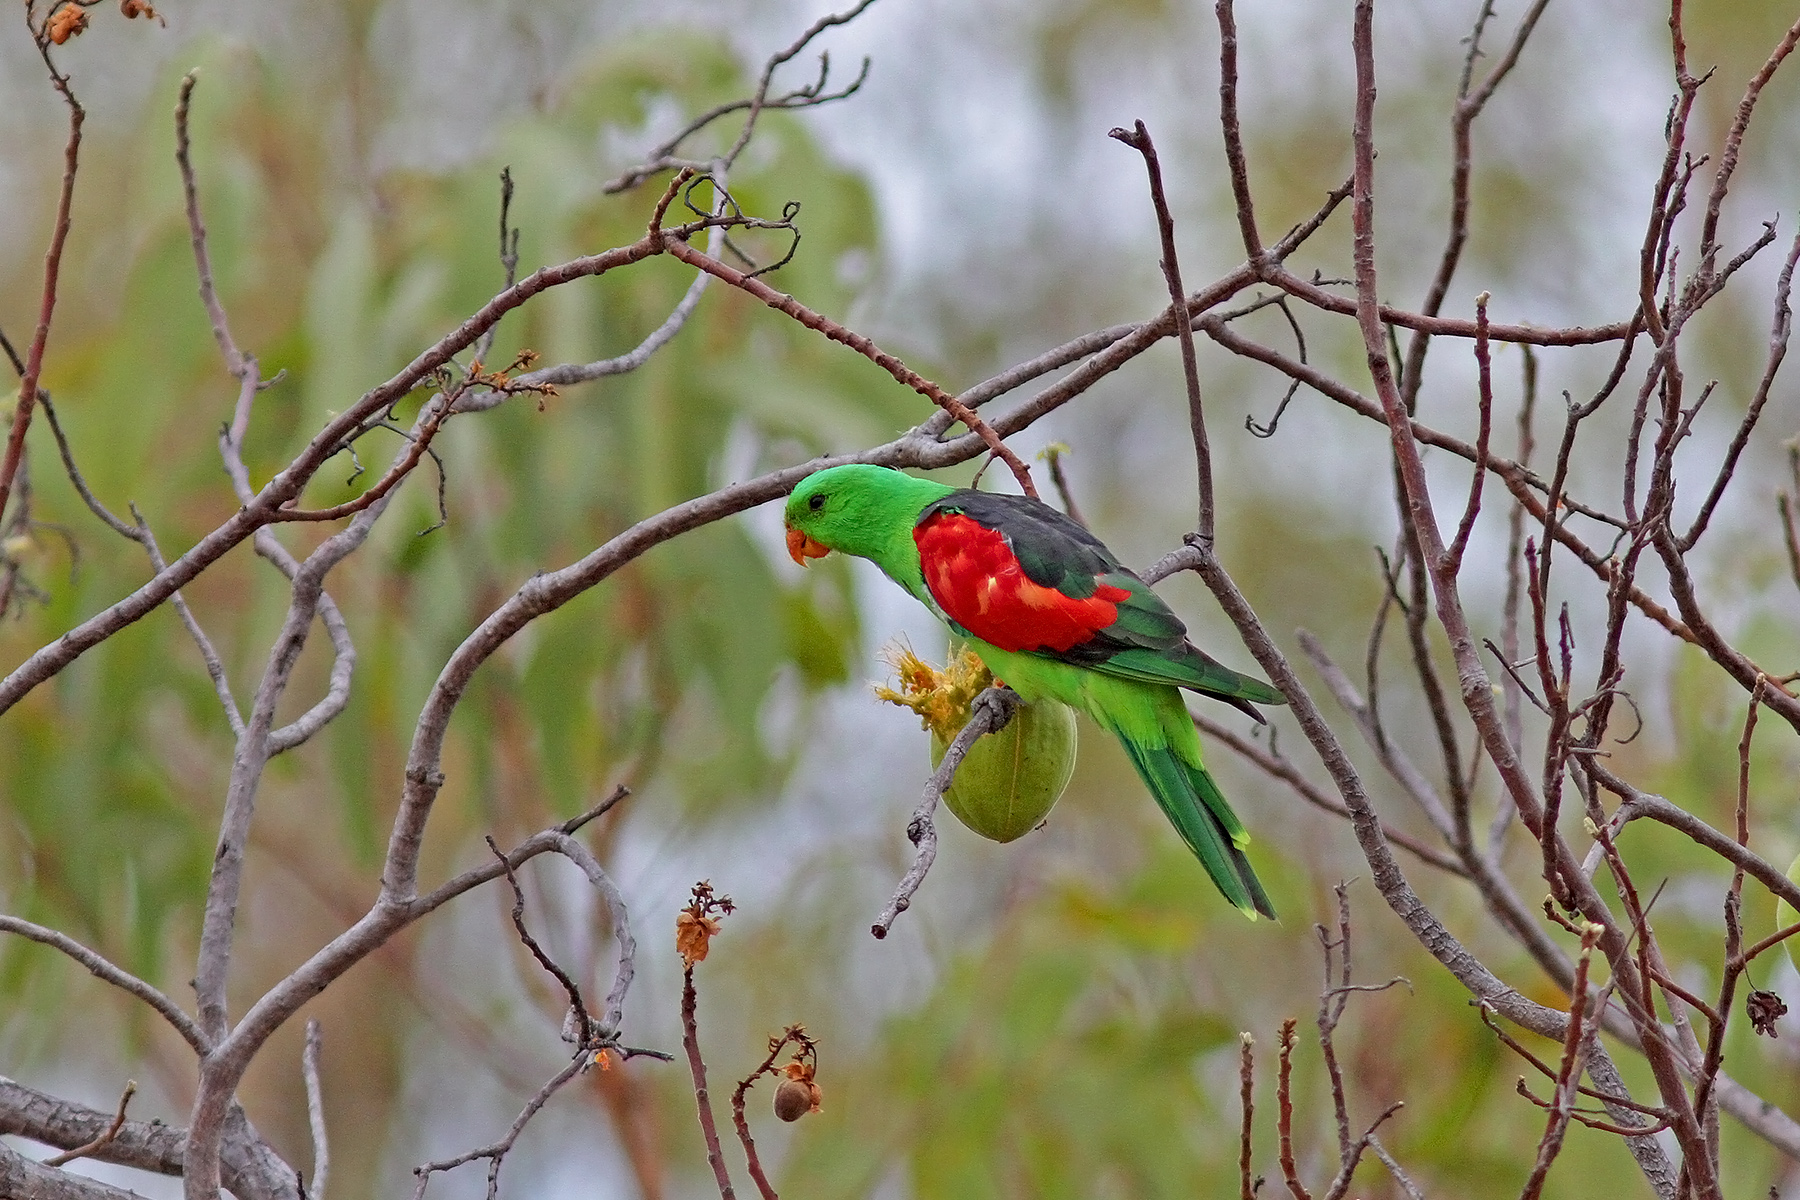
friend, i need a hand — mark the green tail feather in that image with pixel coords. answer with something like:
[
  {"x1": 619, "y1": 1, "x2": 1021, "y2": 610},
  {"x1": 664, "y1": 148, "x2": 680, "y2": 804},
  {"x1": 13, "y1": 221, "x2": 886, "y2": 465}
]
[
  {"x1": 1118, "y1": 739, "x2": 1276, "y2": 920},
  {"x1": 1098, "y1": 647, "x2": 1286, "y2": 707}
]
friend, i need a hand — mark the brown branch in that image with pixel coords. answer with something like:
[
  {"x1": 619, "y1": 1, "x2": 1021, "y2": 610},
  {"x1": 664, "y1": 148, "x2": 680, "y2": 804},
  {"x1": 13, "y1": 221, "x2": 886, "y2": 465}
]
[
  {"x1": 0, "y1": 916, "x2": 207, "y2": 1052},
  {"x1": 1111, "y1": 119, "x2": 1215, "y2": 542},
  {"x1": 604, "y1": 0, "x2": 877, "y2": 194},
  {"x1": 177, "y1": 71, "x2": 248, "y2": 376},
  {"x1": 410, "y1": 1056, "x2": 586, "y2": 1200},
  {"x1": 723, "y1": 0, "x2": 878, "y2": 168},
  {"x1": 1477, "y1": 1003, "x2": 1671, "y2": 1119},
  {"x1": 1493, "y1": 348, "x2": 1537, "y2": 844},
  {"x1": 662, "y1": 236, "x2": 1038, "y2": 497},
  {"x1": 1276, "y1": 1018, "x2": 1311, "y2": 1200},
  {"x1": 1296, "y1": 631, "x2": 1573, "y2": 980},
  {"x1": 1344, "y1": 3, "x2": 1713, "y2": 1188},
  {"x1": 1736, "y1": 921, "x2": 1800, "y2": 970},
  {"x1": 1214, "y1": 0, "x2": 1263, "y2": 260},
  {"x1": 1319, "y1": 1103, "x2": 1405, "y2": 1200},
  {"x1": 0, "y1": 1140, "x2": 153, "y2": 1200},
  {"x1": 1513, "y1": 1080, "x2": 1675, "y2": 1138},
  {"x1": 1041, "y1": 445, "x2": 1087, "y2": 528},
  {"x1": 42, "y1": 1080, "x2": 135, "y2": 1168},
  {"x1": 1686, "y1": 681, "x2": 1768, "y2": 1157},
  {"x1": 1198, "y1": 318, "x2": 1642, "y2": 543},
  {"x1": 1189, "y1": 709, "x2": 1468, "y2": 876},
  {"x1": 485, "y1": 835, "x2": 591, "y2": 1048},
  {"x1": 730, "y1": 1025, "x2": 817, "y2": 1200},
  {"x1": 1266, "y1": 264, "x2": 1634, "y2": 346},
  {"x1": 274, "y1": 397, "x2": 450, "y2": 522},
  {"x1": 1680, "y1": 229, "x2": 1800, "y2": 551},
  {"x1": 731, "y1": 1061, "x2": 785, "y2": 1200},
  {"x1": 1519, "y1": 922, "x2": 1604, "y2": 1200},
  {"x1": 683, "y1": 968, "x2": 737, "y2": 1198},
  {"x1": 1398, "y1": 0, "x2": 1550, "y2": 409},
  {"x1": 0, "y1": 35, "x2": 84, "y2": 541},
  {"x1": 1444, "y1": 292, "x2": 1494, "y2": 571},
  {"x1": 0, "y1": 1076, "x2": 298, "y2": 1200},
  {"x1": 1239, "y1": 1033, "x2": 1257, "y2": 1200},
  {"x1": 1317, "y1": 884, "x2": 1357, "y2": 1164},
  {"x1": 1697, "y1": 13, "x2": 1800, "y2": 277}
]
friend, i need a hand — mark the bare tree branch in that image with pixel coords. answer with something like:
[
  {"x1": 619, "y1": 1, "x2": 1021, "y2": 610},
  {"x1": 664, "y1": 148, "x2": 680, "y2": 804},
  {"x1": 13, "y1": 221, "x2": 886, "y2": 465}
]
[
  {"x1": 0, "y1": 1076, "x2": 300, "y2": 1200},
  {"x1": 302, "y1": 1021, "x2": 328, "y2": 1200},
  {"x1": 0, "y1": 917, "x2": 206, "y2": 1053}
]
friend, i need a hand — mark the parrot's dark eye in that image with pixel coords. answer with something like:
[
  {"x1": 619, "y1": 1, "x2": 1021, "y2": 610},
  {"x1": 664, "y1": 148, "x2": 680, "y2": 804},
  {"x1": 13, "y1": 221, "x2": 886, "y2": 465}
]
[{"x1": 808, "y1": 493, "x2": 826, "y2": 511}]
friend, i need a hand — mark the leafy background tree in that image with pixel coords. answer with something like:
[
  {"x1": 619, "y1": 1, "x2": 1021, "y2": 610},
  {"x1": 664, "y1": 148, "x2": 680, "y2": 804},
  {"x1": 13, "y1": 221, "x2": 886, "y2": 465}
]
[{"x1": 3, "y1": 1, "x2": 1800, "y2": 1198}]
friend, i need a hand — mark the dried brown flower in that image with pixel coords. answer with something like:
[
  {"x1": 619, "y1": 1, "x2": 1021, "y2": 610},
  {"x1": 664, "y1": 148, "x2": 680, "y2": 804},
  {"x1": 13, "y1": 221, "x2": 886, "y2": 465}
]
[
  {"x1": 675, "y1": 909, "x2": 721, "y2": 966},
  {"x1": 1748, "y1": 988, "x2": 1788, "y2": 1038},
  {"x1": 676, "y1": 880, "x2": 733, "y2": 966},
  {"x1": 46, "y1": 4, "x2": 89, "y2": 44}
]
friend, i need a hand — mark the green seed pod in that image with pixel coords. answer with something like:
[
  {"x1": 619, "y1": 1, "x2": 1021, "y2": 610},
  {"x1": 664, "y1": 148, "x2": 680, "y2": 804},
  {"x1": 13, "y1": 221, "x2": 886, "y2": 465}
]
[
  {"x1": 875, "y1": 641, "x2": 1077, "y2": 843},
  {"x1": 929, "y1": 696, "x2": 1078, "y2": 843}
]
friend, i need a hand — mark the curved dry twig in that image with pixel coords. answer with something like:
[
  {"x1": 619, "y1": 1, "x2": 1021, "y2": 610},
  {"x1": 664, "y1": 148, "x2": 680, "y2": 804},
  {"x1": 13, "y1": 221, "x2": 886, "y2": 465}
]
[
  {"x1": 870, "y1": 686, "x2": 1018, "y2": 939},
  {"x1": 411, "y1": 1056, "x2": 587, "y2": 1200},
  {"x1": 604, "y1": 0, "x2": 878, "y2": 194},
  {"x1": 0, "y1": 916, "x2": 206, "y2": 1053},
  {"x1": 662, "y1": 235, "x2": 1039, "y2": 497}
]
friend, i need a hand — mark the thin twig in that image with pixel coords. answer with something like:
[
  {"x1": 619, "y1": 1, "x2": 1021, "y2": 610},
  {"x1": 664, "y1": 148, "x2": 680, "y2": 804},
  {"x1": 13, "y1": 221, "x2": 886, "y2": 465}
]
[
  {"x1": 1239, "y1": 1033, "x2": 1257, "y2": 1200},
  {"x1": 1276, "y1": 1018, "x2": 1312, "y2": 1200},
  {"x1": 43, "y1": 1080, "x2": 136, "y2": 1168},
  {"x1": 485, "y1": 836, "x2": 591, "y2": 1048},
  {"x1": 1589, "y1": 765, "x2": 1800, "y2": 914},
  {"x1": 410, "y1": 1057, "x2": 586, "y2": 1200},
  {"x1": 0, "y1": 29, "x2": 84, "y2": 541},
  {"x1": 302, "y1": 1020, "x2": 328, "y2": 1200},
  {"x1": 1445, "y1": 292, "x2": 1494, "y2": 570},
  {"x1": 1191, "y1": 708, "x2": 1468, "y2": 875},
  {"x1": 1696, "y1": 14, "x2": 1800, "y2": 277},
  {"x1": 1041, "y1": 444, "x2": 1087, "y2": 528},
  {"x1": 662, "y1": 236, "x2": 1038, "y2": 497},
  {"x1": 1396, "y1": 0, "x2": 1550, "y2": 410},
  {"x1": 1318, "y1": 890, "x2": 1354, "y2": 1162},
  {"x1": 0, "y1": 916, "x2": 207, "y2": 1052},
  {"x1": 604, "y1": 0, "x2": 877, "y2": 194},
  {"x1": 730, "y1": 1025, "x2": 817, "y2": 1200},
  {"x1": 871, "y1": 686, "x2": 1018, "y2": 937},
  {"x1": 1319, "y1": 1102, "x2": 1405, "y2": 1200},
  {"x1": 683, "y1": 963, "x2": 737, "y2": 1196},
  {"x1": 1111, "y1": 119, "x2": 1215, "y2": 543},
  {"x1": 470, "y1": 166, "x2": 519, "y2": 366},
  {"x1": 1215, "y1": 0, "x2": 1263, "y2": 260},
  {"x1": 1680, "y1": 230, "x2": 1800, "y2": 551},
  {"x1": 1518, "y1": 922, "x2": 1605, "y2": 1200}
]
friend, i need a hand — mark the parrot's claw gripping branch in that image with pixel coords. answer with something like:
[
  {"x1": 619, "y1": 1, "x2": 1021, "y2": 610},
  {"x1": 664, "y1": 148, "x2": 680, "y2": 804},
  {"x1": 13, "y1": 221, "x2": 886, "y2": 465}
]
[{"x1": 872, "y1": 685, "x2": 1019, "y2": 939}]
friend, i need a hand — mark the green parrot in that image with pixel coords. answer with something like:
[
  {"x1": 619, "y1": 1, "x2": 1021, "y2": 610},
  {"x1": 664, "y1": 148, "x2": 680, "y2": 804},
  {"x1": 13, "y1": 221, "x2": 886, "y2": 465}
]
[{"x1": 783, "y1": 463, "x2": 1286, "y2": 918}]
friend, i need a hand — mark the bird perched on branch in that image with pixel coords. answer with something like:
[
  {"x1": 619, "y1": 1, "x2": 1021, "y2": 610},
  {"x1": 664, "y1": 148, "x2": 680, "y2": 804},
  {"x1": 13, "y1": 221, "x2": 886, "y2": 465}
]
[{"x1": 783, "y1": 463, "x2": 1285, "y2": 918}]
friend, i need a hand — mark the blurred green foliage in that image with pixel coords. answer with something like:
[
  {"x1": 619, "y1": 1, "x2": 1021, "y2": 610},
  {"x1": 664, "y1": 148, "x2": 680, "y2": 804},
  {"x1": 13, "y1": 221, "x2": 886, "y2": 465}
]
[
  {"x1": 4, "y1": 2, "x2": 1800, "y2": 1199},
  {"x1": 0, "y1": 18, "x2": 899, "y2": 1190}
]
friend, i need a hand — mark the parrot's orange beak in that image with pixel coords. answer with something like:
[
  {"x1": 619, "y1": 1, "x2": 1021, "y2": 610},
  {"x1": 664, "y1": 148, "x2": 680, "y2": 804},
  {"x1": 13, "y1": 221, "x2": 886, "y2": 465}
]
[{"x1": 786, "y1": 526, "x2": 832, "y2": 566}]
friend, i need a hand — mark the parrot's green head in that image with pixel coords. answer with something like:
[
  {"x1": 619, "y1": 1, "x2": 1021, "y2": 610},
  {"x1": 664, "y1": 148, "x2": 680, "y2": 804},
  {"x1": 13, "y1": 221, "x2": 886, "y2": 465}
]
[{"x1": 783, "y1": 464, "x2": 951, "y2": 569}]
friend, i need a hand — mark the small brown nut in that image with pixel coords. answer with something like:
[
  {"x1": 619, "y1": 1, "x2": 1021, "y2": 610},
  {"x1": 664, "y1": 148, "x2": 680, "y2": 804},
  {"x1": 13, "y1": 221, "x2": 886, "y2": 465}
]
[{"x1": 773, "y1": 1078, "x2": 813, "y2": 1122}]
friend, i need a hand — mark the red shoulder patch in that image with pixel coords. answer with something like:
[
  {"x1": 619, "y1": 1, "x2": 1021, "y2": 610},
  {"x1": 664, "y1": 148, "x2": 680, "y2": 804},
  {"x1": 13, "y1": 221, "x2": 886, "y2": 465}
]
[{"x1": 914, "y1": 512, "x2": 1129, "y2": 652}]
